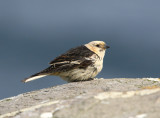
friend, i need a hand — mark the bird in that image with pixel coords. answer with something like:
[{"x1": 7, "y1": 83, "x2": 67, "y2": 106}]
[{"x1": 22, "y1": 41, "x2": 110, "y2": 83}]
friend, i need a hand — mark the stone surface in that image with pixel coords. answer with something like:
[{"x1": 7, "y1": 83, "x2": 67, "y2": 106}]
[{"x1": 0, "y1": 78, "x2": 160, "y2": 118}]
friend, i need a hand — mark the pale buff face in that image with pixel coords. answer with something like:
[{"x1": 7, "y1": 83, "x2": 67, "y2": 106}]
[{"x1": 85, "y1": 41, "x2": 109, "y2": 59}]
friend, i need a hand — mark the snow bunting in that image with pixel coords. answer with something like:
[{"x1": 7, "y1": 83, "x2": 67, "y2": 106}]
[{"x1": 22, "y1": 41, "x2": 110, "y2": 83}]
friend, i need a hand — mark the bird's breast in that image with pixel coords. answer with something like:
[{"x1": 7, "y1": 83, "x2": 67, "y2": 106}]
[{"x1": 88, "y1": 54, "x2": 103, "y2": 77}]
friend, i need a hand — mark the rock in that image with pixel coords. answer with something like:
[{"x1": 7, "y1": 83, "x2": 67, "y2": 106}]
[{"x1": 0, "y1": 78, "x2": 160, "y2": 118}]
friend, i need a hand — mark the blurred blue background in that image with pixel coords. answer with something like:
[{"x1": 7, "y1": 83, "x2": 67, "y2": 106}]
[{"x1": 0, "y1": 1, "x2": 160, "y2": 99}]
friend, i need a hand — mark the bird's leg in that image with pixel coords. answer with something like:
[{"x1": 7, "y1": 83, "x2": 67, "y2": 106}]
[
  {"x1": 70, "y1": 78, "x2": 94, "y2": 82},
  {"x1": 86, "y1": 78, "x2": 94, "y2": 81}
]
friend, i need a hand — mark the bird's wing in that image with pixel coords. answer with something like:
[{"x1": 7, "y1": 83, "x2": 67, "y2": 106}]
[
  {"x1": 47, "y1": 45, "x2": 95, "y2": 72},
  {"x1": 49, "y1": 45, "x2": 94, "y2": 65}
]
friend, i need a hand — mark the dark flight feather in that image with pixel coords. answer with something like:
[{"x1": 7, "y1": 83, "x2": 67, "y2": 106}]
[
  {"x1": 28, "y1": 46, "x2": 95, "y2": 76},
  {"x1": 49, "y1": 45, "x2": 94, "y2": 65}
]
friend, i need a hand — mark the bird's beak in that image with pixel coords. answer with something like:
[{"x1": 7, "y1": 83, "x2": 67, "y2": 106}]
[{"x1": 104, "y1": 45, "x2": 110, "y2": 49}]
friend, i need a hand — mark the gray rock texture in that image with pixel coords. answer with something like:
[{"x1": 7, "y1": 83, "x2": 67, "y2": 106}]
[{"x1": 0, "y1": 78, "x2": 160, "y2": 118}]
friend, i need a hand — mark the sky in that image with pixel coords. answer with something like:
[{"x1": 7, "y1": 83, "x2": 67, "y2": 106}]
[{"x1": 0, "y1": 0, "x2": 160, "y2": 99}]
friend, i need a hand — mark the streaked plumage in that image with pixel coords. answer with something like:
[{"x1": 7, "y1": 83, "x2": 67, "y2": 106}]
[{"x1": 22, "y1": 41, "x2": 110, "y2": 83}]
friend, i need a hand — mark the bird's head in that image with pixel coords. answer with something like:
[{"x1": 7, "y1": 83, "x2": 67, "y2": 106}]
[{"x1": 85, "y1": 41, "x2": 110, "y2": 59}]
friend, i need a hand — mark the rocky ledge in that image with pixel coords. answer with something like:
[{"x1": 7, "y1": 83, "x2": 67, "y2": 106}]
[{"x1": 0, "y1": 78, "x2": 160, "y2": 118}]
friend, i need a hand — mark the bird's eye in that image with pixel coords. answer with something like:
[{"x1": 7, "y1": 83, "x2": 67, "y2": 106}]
[{"x1": 96, "y1": 44, "x2": 100, "y2": 47}]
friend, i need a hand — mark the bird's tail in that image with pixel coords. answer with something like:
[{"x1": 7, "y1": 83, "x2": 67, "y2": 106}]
[
  {"x1": 22, "y1": 66, "x2": 55, "y2": 83},
  {"x1": 21, "y1": 73, "x2": 47, "y2": 83}
]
